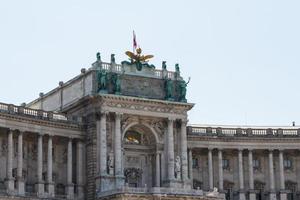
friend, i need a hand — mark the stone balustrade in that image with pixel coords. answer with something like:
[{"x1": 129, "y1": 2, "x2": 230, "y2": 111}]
[
  {"x1": 98, "y1": 62, "x2": 177, "y2": 80},
  {"x1": 0, "y1": 102, "x2": 76, "y2": 123},
  {"x1": 189, "y1": 125, "x2": 300, "y2": 137}
]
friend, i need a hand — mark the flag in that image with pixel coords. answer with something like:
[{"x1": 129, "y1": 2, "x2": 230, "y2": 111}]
[{"x1": 133, "y1": 31, "x2": 137, "y2": 50}]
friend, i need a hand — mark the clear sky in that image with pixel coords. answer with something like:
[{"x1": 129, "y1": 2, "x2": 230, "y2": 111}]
[{"x1": 1, "y1": 0, "x2": 300, "y2": 126}]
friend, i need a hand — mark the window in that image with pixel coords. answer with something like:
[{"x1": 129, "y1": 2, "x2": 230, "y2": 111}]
[
  {"x1": 253, "y1": 159, "x2": 260, "y2": 170},
  {"x1": 222, "y1": 159, "x2": 229, "y2": 170},
  {"x1": 125, "y1": 131, "x2": 141, "y2": 144},
  {"x1": 192, "y1": 158, "x2": 198, "y2": 168},
  {"x1": 284, "y1": 158, "x2": 292, "y2": 170}
]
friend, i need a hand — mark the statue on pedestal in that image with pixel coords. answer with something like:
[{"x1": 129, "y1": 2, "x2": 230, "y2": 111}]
[
  {"x1": 178, "y1": 77, "x2": 190, "y2": 102},
  {"x1": 175, "y1": 156, "x2": 181, "y2": 180},
  {"x1": 97, "y1": 70, "x2": 108, "y2": 93},
  {"x1": 125, "y1": 48, "x2": 154, "y2": 71}
]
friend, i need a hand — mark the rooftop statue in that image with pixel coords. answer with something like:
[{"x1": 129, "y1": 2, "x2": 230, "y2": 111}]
[{"x1": 125, "y1": 48, "x2": 154, "y2": 71}]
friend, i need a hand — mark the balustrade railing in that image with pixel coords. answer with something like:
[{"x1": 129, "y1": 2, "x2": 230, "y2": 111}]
[
  {"x1": 189, "y1": 125, "x2": 300, "y2": 137},
  {"x1": 98, "y1": 62, "x2": 177, "y2": 80},
  {"x1": 0, "y1": 102, "x2": 71, "y2": 123}
]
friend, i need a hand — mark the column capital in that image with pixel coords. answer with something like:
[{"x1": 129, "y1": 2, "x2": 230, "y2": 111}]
[
  {"x1": 218, "y1": 148, "x2": 223, "y2": 151},
  {"x1": 168, "y1": 117, "x2": 176, "y2": 122},
  {"x1": 68, "y1": 137, "x2": 73, "y2": 141},
  {"x1": 208, "y1": 147, "x2": 214, "y2": 151},
  {"x1": 115, "y1": 112, "x2": 123, "y2": 118},
  {"x1": 268, "y1": 148, "x2": 274, "y2": 152},
  {"x1": 181, "y1": 118, "x2": 189, "y2": 125},
  {"x1": 278, "y1": 149, "x2": 285, "y2": 153},
  {"x1": 238, "y1": 148, "x2": 244, "y2": 152},
  {"x1": 247, "y1": 148, "x2": 253, "y2": 152},
  {"x1": 101, "y1": 110, "x2": 109, "y2": 115}
]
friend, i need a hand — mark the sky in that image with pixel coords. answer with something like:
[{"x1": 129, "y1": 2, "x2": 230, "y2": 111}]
[{"x1": 1, "y1": 0, "x2": 300, "y2": 126}]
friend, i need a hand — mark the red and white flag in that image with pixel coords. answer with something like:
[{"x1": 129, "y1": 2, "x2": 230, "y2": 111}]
[{"x1": 133, "y1": 31, "x2": 137, "y2": 50}]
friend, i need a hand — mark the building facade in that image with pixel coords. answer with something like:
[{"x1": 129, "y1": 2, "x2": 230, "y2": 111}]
[{"x1": 0, "y1": 53, "x2": 299, "y2": 200}]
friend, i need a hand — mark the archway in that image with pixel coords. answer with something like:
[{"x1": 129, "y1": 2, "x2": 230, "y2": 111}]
[{"x1": 122, "y1": 123, "x2": 157, "y2": 188}]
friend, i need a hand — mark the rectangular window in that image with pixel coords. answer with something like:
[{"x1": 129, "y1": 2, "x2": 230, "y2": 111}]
[
  {"x1": 253, "y1": 159, "x2": 260, "y2": 170},
  {"x1": 284, "y1": 159, "x2": 292, "y2": 169},
  {"x1": 222, "y1": 159, "x2": 229, "y2": 170}
]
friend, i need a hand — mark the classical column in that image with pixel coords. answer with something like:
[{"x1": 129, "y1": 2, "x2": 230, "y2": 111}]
[
  {"x1": 155, "y1": 151, "x2": 161, "y2": 187},
  {"x1": 188, "y1": 149, "x2": 193, "y2": 182},
  {"x1": 238, "y1": 149, "x2": 246, "y2": 200},
  {"x1": 167, "y1": 118, "x2": 175, "y2": 182},
  {"x1": 66, "y1": 138, "x2": 74, "y2": 199},
  {"x1": 208, "y1": 148, "x2": 213, "y2": 190},
  {"x1": 100, "y1": 112, "x2": 107, "y2": 176},
  {"x1": 218, "y1": 149, "x2": 223, "y2": 191},
  {"x1": 76, "y1": 141, "x2": 84, "y2": 199},
  {"x1": 180, "y1": 119, "x2": 189, "y2": 184},
  {"x1": 268, "y1": 150, "x2": 276, "y2": 200},
  {"x1": 36, "y1": 134, "x2": 44, "y2": 196},
  {"x1": 47, "y1": 135, "x2": 54, "y2": 197},
  {"x1": 114, "y1": 112, "x2": 124, "y2": 188},
  {"x1": 279, "y1": 149, "x2": 287, "y2": 200},
  {"x1": 17, "y1": 132, "x2": 25, "y2": 195},
  {"x1": 248, "y1": 149, "x2": 256, "y2": 200},
  {"x1": 5, "y1": 129, "x2": 14, "y2": 193}
]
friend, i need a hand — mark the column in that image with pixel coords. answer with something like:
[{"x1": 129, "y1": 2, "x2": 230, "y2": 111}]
[
  {"x1": 114, "y1": 112, "x2": 124, "y2": 188},
  {"x1": 238, "y1": 149, "x2": 246, "y2": 200},
  {"x1": 17, "y1": 132, "x2": 25, "y2": 195},
  {"x1": 248, "y1": 149, "x2": 256, "y2": 200},
  {"x1": 218, "y1": 149, "x2": 223, "y2": 191},
  {"x1": 279, "y1": 150, "x2": 287, "y2": 200},
  {"x1": 180, "y1": 119, "x2": 189, "y2": 184},
  {"x1": 76, "y1": 140, "x2": 84, "y2": 199},
  {"x1": 155, "y1": 151, "x2": 161, "y2": 187},
  {"x1": 5, "y1": 129, "x2": 14, "y2": 193},
  {"x1": 269, "y1": 150, "x2": 277, "y2": 200},
  {"x1": 188, "y1": 149, "x2": 193, "y2": 182},
  {"x1": 208, "y1": 148, "x2": 213, "y2": 190},
  {"x1": 47, "y1": 135, "x2": 54, "y2": 197},
  {"x1": 100, "y1": 112, "x2": 107, "y2": 176},
  {"x1": 36, "y1": 134, "x2": 44, "y2": 196},
  {"x1": 66, "y1": 138, "x2": 74, "y2": 199},
  {"x1": 167, "y1": 118, "x2": 175, "y2": 182}
]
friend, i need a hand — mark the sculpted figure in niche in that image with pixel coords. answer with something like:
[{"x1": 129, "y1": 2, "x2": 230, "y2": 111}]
[
  {"x1": 107, "y1": 154, "x2": 114, "y2": 175},
  {"x1": 175, "y1": 156, "x2": 181, "y2": 180}
]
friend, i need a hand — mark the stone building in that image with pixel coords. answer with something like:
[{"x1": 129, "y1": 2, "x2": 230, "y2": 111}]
[{"x1": 0, "y1": 52, "x2": 298, "y2": 200}]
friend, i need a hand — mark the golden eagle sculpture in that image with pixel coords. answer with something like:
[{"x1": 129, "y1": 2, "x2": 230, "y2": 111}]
[{"x1": 124, "y1": 48, "x2": 154, "y2": 71}]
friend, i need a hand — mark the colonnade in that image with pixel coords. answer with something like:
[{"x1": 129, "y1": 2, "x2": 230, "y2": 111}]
[
  {"x1": 196, "y1": 148, "x2": 289, "y2": 200},
  {"x1": 4, "y1": 129, "x2": 84, "y2": 199}
]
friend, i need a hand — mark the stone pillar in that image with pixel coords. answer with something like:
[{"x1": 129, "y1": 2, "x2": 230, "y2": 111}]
[
  {"x1": 167, "y1": 118, "x2": 175, "y2": 182},
  {"x1": 17, "y1": 132, "x2": 25, "y2": 195},
  {"x1": 188, "y1": 149, "x2": 193, "y2": 182},
  {"x1": 238, "y1": 149, "x2": 246, "y2": 200},
  {"x1": 36, "y1": 134, "x2": 44, "y2": 196},
  {"x1": 268, "y1": 150, "x2": 277, "y2": 200},
  {"x1": 5, "y1": 129, "x2": 14, "y2": 194},
  {"x1": 208, "y1": 148, "x2": 213, "y2": 190},
  {"x1": 248, "y1": 149, "x2": 256, "y2": 200},
  {"x1": 76, "y1": 141, "x2": 84, "y2": 199},
  {"x1": 114, "y1": 112, "x2": 124, "y2": 188},
  {"x1": 47, "y1": 135, "x2": 54, "y2": 197},
  {"x1": 180, "y1": 119, "x2": 189, "y2": 186},
  {"x1": 100, "y1": 112, "x2": 107, "y2": 176},
  {"x1": 155, "y1": 151, "x2": 161, "y2": 187},
  {"x1": 67, "y1": 138, "x2": 74, "y2": 199},
  {"x1": 279, "y1": 150, "x2": 287, "y2": 200},
  {"x1": 218, "y1": 149, "x2": 223, "y2": 191}
]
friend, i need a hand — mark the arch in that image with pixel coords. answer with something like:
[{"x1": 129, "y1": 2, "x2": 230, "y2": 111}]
[{"x1": 122, "y1": 121, "x2": 160, "y2": 144}]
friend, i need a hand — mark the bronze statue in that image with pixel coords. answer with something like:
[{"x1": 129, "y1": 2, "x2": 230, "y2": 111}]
[{"x1": 125, "y1": 48, "x2": 154, "y2": 71}]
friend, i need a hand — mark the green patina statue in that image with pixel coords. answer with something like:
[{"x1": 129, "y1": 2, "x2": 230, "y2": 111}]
[
  {"x1": 165, "y1": 79, "x2": 174, "y2": 101},
  {"x1": 96, "y1": 52, "x2": 101, "y2": 62},
  {"x1": 111, "y1": 54, "x2": 115, "y2": 63},
  {"x1": 97, "y1": 70, "x2": 108, "y2": 93},
  {"x1": 162, "y1": 61, "x2": 167, "y2": 70},
  {"x1": 175, "y1": 63, "x2": 180, "y2": 79},
  {"x1": 178, "y1": 77, "x2": 190, "y2": 102},
  {"x1": 112, "y1": 74, "x2": 121, "y2": 95}
]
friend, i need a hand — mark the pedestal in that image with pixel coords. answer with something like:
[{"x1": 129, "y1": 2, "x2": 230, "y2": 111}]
[
  {"x1": 66, "y1": 184, "x2": 74, "y2": 199},
  {"x1": 77, "y1": 184, "x2": 84, "y2": 200},
  {"x1": 249, "y1": 190, "x2": 256, "y2": 200},
  {"x1": 5, "y1": 178, "x2": 14, "y2": 194},
  {"x1": 16, "y1": 177, "x2": 25, "y2": 196},
  {"x1": 35, "y1": 182, "x2": 44, "y2": 197},
  {"x1": 46, "y1": 182, "x2": 55, "y2": 197},
  {"x1": 280, "y1": 192, "x2": 287, "y2": 200},
  {"x1": 239, "y1": 191, "x2": 246, "y2": 200},
  {"x1": 115, "y1": 175, "x2": 125, "y2": 189},
  {"x1": 269, "y1": 191, "x2": 277, "y2": 200}
]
